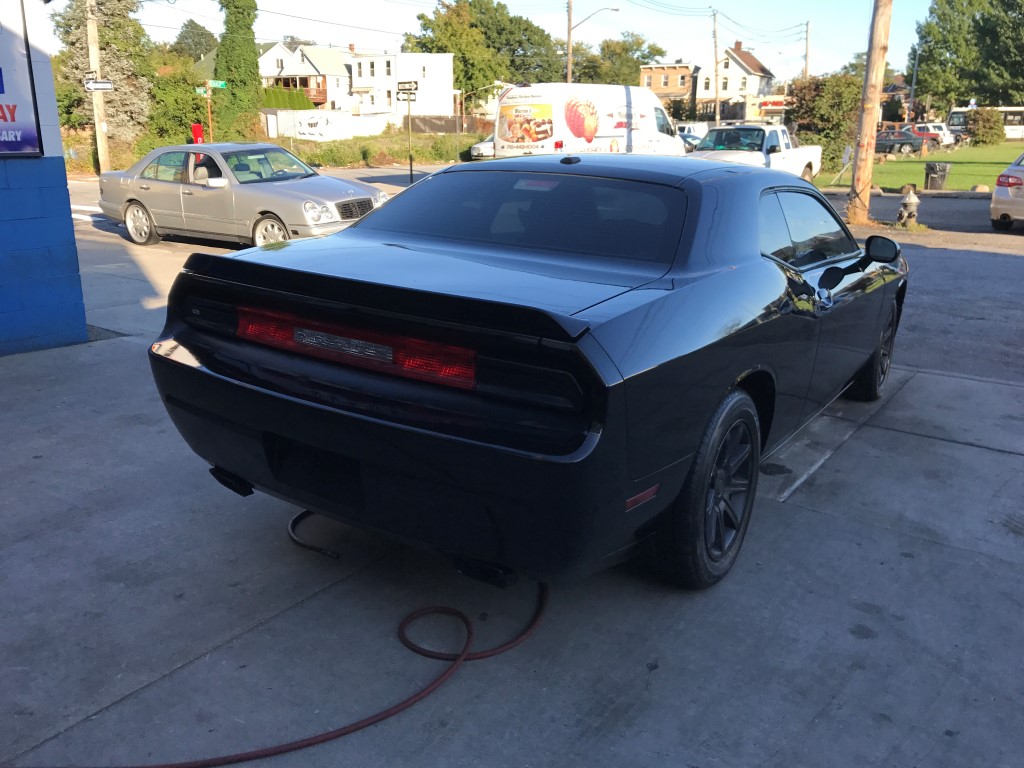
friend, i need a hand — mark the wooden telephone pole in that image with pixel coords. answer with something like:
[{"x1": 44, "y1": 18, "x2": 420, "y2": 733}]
[
  {"x1": 566, "y1": 0, "x2": 574, "y2": 83},
  {"x1": 804, "y1": 21, "x2": 810, "y2": 80},
  {"x1": 85, "y1": 0, "x2": 110, "y2": 173},
  {"x1": 847, "y1": 0, "x2": 893, "y2": 226}
]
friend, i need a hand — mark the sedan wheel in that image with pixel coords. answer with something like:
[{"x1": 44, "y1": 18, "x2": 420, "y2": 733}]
[
  {"x1": 991, "y1": 217, "x2": 1014, "y2": 232},
  {"x1": 847, "y1": 301, "x2": 898, "y2": 402},
  {"x1": 899, "y1": 143, "x2": 914, "y2": 155},
  {"x1": 253, "y1": 215, "x2": 289, "y2": 246},
  {"x1": 124, "y1": 201, "x2": 160, "y2": 245},
  {"x1": 653, "y1": 390, "x2": 760, "y2": 589}
]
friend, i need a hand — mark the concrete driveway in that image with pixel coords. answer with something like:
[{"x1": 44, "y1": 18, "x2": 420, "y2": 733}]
[{"x1": 2, "y1": 187, "x2": 1022, "y2": 768}]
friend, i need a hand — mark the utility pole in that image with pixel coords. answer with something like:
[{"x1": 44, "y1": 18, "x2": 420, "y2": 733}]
[
  {"x1": 85, "y1": 0, "x2": 110, "y2": 173},
  {"x1": 848, "y1": 0, "x2": 893, "y2": 226},
  {"x1": 908, "y1": 44, "x2": 921, "y2": 121},
  {"x1": 566, "y1": 0, "x2": 573, "y2": 83},
  {"x1": 804, "y1": 21, "x2": 810, "y2": 80},
  {"x1": 712, "y1": 10, "x2": 720, "y2": 125}
]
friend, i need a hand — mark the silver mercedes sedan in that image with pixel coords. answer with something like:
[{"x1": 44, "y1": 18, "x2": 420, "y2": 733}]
[{"x1": 98, "y1": 143, "x2": 389, "y2": 246}]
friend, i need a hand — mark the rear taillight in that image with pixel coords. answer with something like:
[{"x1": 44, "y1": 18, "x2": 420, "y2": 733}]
[
  {"x1": 997, "y1": 174, "x2": 1023, "y2": 188},
  {"x1": 554, "y1": 140, "x2": 564, "y2": 151},
  {"x1": 235, "y1": 306, "x2": 476, "y2": 390}
]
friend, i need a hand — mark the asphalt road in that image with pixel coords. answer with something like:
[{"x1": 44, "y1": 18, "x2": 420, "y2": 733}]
[{"x1": 11, "y1": 169, "x2": 1014, "y2": 767}]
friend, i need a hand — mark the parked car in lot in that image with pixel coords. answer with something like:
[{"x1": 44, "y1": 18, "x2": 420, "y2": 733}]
[
  {"x1": 914, "y1": 122, "x2": 955, "y2": 146},
  {"x1": 875, "y1": 130, "x2": 924, "y2": 155},
  {"x1": 687, "y1": 124, "x2": 822, "y2": 180},
  {"x1": 990, "y1": 151, "x2": 1024, "y2": 231},
  {"x1": 470, "y1": 133, "x2": 495, "y2": 160},
  {"x1": 677, "y1": 132, "x2": 703, "y2": 152},
  {"x1": 99, "y1": 143, "x2": 389, "y2": 247},
  {"x1": 150, "y1": 155, "x2": 908, "y2": 589}
]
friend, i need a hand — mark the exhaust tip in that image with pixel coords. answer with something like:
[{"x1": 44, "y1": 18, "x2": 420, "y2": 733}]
[{"x1": 209, "y1": 466, "x2": 254, "y2": 497}]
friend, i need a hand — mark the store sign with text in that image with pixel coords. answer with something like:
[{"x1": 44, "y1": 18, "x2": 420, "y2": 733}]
[{"x1": 0, "y1": 0, "x2": 43, "y2": 156}]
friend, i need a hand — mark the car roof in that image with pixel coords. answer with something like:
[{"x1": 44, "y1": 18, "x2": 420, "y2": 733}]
[
  {"x1": 149, "y1": 142, "x2": 282, "y2": 153},
  {"x1": 439, "y1": 153, "x2": 800, "y2": 188}
]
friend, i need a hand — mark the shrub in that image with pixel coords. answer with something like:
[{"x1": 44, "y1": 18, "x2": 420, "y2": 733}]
[{"x1": 966, "y1": 108, "x2": 1005, "y2": 146}]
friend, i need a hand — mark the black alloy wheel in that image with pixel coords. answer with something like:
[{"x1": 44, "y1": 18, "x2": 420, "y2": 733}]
[
  {"x1": 847, "y1": 301, "x2": 898, "y2": 402},
  {"x1": 653, "y1": 389, "x2": 761, "y2": 589},
  {"x1": 704, "y1": 421, "x2": 755, "y2": 562}
]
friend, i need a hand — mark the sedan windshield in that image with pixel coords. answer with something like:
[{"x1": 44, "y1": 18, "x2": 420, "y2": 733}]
[
  {"x1": 696, "y1": 127, "x2": 766, "y2": 152},
  {"x1": 354, "y1": 170, "x2": 686, "y2": 266},
  {"x1": 222, "y1": 148, "x2": 315, "y2": 184}
]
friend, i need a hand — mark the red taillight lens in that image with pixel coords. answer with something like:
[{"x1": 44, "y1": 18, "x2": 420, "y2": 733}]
[
  {"x1": 235, "y1": 306, "x2": 476, "y2": 390},
  {"x1": 997, "y1": 174, "x2": 1023, "y2": 188},
  {"x1": 554, "y1": 140, "x2": 564, "y2": 151}
]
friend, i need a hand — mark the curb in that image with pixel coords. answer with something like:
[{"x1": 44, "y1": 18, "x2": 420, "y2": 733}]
[{"x1": 820, "y1": 186, "x2": 991, "y2": 199}]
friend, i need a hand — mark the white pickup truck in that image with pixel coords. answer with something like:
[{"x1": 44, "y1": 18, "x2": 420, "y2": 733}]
[{"x1": 687, "y1": 124, "x2": 822, "y2": 181}]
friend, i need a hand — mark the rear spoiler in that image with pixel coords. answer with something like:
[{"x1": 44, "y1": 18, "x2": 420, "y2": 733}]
[{"x1": 176, "y1": 253, "x2": 591, "y2": 343}]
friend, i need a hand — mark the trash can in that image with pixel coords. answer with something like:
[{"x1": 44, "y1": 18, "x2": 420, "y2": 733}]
[{"x1": 924, "y1": 162, "x2": 952, "y2": 190}]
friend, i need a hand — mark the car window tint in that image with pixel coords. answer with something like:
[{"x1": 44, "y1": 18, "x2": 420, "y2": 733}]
[
  {"x1": 354, "y1": 171, "x2": 686, "y2": 266},
  {"x1": 149, "y1": 152, "x2": 186, "y2": 183},
  {"x1": 777, "y1": 192, "x2": 858, "y2": 268},
  {"x1": 758, "y1": 193, "x2": 795, "y2": 263}
]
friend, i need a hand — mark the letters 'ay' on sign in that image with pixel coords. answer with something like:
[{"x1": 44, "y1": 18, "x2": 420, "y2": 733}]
[{"x1": 397, "y1": 81, "x2": 418, "y2": 92}]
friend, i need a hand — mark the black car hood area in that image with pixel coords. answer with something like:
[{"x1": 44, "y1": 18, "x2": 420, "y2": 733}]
[{"x1": 232, "y1": 230, "x2": 668, "y2": 318}]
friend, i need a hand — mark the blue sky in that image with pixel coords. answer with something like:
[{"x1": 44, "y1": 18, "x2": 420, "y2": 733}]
[{"x1": 40, "y1": 0, "x2": 933, "y2": 81}]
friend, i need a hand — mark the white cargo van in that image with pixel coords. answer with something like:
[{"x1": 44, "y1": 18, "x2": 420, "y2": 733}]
[{"x1": 494, "y1": 83, "x2": 684, "y2": 158}]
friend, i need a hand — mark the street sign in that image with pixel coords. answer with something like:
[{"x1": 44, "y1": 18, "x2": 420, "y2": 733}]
[
  {"x1": 195, "y1": 86, "x2": 208, "y2": 96},
  {"x1": 396, "y1": 92, "x2": 417, "y2": 102},
  {"x1": 397, "y1": 81, "x2": 418, "y2": 92},
  {"x1": 207, "y1": 80, "x2": 228, "y2": 89},
  {"x1": 83, "y1": 79, "x2": 114, "y2": 92}
]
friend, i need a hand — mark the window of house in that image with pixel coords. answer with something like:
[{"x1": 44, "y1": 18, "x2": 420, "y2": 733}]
[
  {"x1": 422, "y1": 66, "x2": 427, "y2": 77},
  {"x1": 387, "y1": 90, "x2": 392, "y2": 106},
  {"x1": 370, "y1": 95, "x2": 375, "y2": 106},
  {"x1": 741, "y1": 77, "x2": 747, "y2": 91},
  {"x1": 723, "y1": 59, "x2": 730, "y2": 69},
  {"x1": 703, "y1": 78, "x2": 710, "y2": 91},
  {"x1": 722, "y1": 78, "x2": 729, "y2": 91},
  {"x1": 678, "y1": 75, "x2": 686, "y2": 87},
  {"x1": 386, "y1": 60, "x2": 392, "y2": 76},
  {"x1": 336, "y1": 78, "x2": 340, "y2": 87},
  {"x1": 645, "y1": 75, "x2": 652, "y2": 87},
  {"x1": 661, "y1": 74, "x2": 668, "y2": 87},
  {"x1": 370, "y1": 61, "x2": 375, "y2": 77},
  {"x1": 275, "y1": 58, "x2": 283, "y2": 69},
  {"x1": 357, "y1": 62, "x2": 363, "y2": 77}
]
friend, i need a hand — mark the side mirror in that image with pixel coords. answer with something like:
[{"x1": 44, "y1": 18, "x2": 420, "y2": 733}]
[
  {"x1": 766, "y1": 144, "x2": 781, "y2": 154},
  {"x1": 207, "y1": 177, "x2": 228, "y2": 189},
  {"x1": 819, "y1": 266, "x2": 846, "y2": 292},
  {"x1": 865, "y1": 234, "x2": 901, "y2": 263}
]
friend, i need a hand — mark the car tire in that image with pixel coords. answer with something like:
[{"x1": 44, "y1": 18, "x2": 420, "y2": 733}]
[
  {"x1": 124, "y1": 201, "x2": 160, "y2": 245},
  {"x1": 800, "y1": 165, "x2": 814, "y2": 182},
  {"x1": 252, "y1": 214, "x2": 289, "y2": 246},
  {"x1": 899, "y1": 143, "x2": 914, "y2": 155},
  {"x1": 653, "y1": 390, "x2": 760, "y2": 589},
  {"x1": 846, "y1": 301, "x2": 898, "y2": 402},
  {"x1": 991, "y1": 217, "x2": 1014, "y2": 232}
]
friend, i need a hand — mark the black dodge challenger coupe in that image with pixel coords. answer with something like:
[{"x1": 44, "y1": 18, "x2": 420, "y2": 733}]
[{"x1": 150, "y1": 154, "x2": 908, "y2": 589}]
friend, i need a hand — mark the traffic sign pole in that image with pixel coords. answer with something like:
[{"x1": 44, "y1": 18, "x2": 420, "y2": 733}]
[{"x1": 408, "y1": 95, "x2": 413, "y2": 184}]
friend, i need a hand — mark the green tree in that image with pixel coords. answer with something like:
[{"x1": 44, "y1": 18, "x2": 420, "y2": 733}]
[
  {"x1": 283, "y1": 35, "x2": 317, "y2": 51},
  {"x1": 213, "y1": 0, "x2": 262, "y2": 138},
  {"x1": 786, "y1": 74, "x2": 862, "y2": 171},
  {"x1": 973, "y1": 0, "x2": 1024, "y2": 105},
  {"x1": 559, "y1": 40, "x2": 602, "y2": 83},
  {"x1": 598, "y1": 33, "x2": 666, "y2": 85},
  {"x1": 138, "y1": 50, "x2": 206, "y2": 151},
  {"x1": 967, "y1": 107, "x2": 1007, "y2": 144},
  {"x1": 170, "y1": 19, "x2": 218, "y2": 62},
  {"x1": 471, "y1": 0, "x2": 561, "y2": 85},
  {"x1": 909, "y1": 0, "x2": 988, "y2": 114},
  {"x1": 51, "y1": 0, "x2": 152, "y2": 140},
  {"x1": 406, "y1": 1, "x2": 505, "y2": 98}
]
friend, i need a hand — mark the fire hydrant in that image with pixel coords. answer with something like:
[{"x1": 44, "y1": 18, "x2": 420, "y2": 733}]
[{"x1": 896, "y1": 189, "x2": 920, "y2": 226}]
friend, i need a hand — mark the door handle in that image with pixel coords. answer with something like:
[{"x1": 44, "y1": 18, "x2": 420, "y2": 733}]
[
  {"x1": 815, "y1": 287, "x2": 834, "y2": 309},
  {"x1": 139, "y1": 184, "x2": 150, "y2": 190},
  {"x1": 182, "y1": 190, "x2": 194, "y2": 195}
]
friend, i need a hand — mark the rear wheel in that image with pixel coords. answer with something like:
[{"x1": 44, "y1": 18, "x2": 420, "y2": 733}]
[
  {"x1": 124, "y1": 201, "x2": 160, "y2": 245},
  {"x1": 653, "y1": 390, "x2": 760, "y2": 589},
  {"x1": 899, "y1": 143, "x2": 914, "y2": 155},
  {"x1": 252, "y1": 214, "x2": 289, "y2": 246},
  {"x1": 991, "y1": 217, "x2": 1014, "y2": 232},
  {"x1": 847, "y1": 301, "x2": 898, "y2": 401}
]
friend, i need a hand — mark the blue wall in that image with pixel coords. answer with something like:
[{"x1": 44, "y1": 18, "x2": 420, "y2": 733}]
[{"x1": 0, "y1": 155, "x2": 88, "y2": 356}]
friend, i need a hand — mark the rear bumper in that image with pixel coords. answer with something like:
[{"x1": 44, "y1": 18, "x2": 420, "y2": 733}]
[
  {"x1": 99, "y1": 199, "x2": 122, "y2": 221},
  {"x1": 991, "y1": 190, "x2": 1023, "y2": 222},
  {"x1": 149, "y1": 338, "x2": 686, "y2": 581}
]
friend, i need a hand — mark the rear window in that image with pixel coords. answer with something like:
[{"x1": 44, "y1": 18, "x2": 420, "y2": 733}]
[{"x1": 353, "y1": 170, "x2": 686, "y2": 265}]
